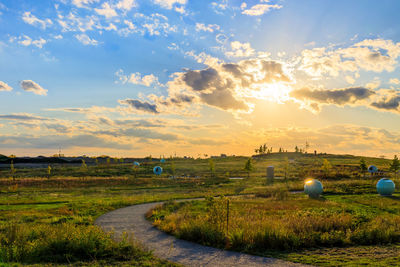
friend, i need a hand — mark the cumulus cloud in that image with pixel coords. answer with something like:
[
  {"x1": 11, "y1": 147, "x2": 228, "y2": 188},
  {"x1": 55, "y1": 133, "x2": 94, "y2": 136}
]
[
  {"x1": 119, "y1": 99, "x2": 159, "y2": 114},
  {"x1": 75, "y1": 33, "x2": 98, "y2": 45},
  {"x1": 389, "y1": 78, "x2": 400, "y2": 85},
  {"x1": 225, "y1": 41, "x2": 255, "y2": 58},
  {"x1": 153, "y1": 0, "x2": 187, "y2": 10},
  {"x1": 195, "y1": 23, "x2": 220, "y2": 32},
  {"x1": 115, "y1": 0, "x2": 137, "y2": 11},
  {"x1": 299, "y1": 38, "x2": 400, "y2": 77},
  {"x1": 72, "y1": 0, "x2": 100, "y2": 8},
  {"x1": 115, "y1": 69, "x2": 160, "y2": 87},
  {"x1": 17, "y1": 35, "x2": 47, "y2": 48},
  {"x1": 20, "y1": 80, "x2": 48, "y2": 96},
  {"x1": 0, "y1": 81, "x2": 12, "y2": 91},
  {"x1": 95, "y1": 2, "x2": 117, "y2": 18},
  {"x1": 22, "y1": 11, "x2": 53, "y2": 29},
  {"x1": 242, "y1": 3, "x2": 282, "y2": 16}
]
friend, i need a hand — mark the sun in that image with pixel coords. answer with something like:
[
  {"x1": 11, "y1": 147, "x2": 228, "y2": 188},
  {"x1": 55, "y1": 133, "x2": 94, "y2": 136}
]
[{"x1": 249, "y1": 83, "x2": 293, "y2": 103}]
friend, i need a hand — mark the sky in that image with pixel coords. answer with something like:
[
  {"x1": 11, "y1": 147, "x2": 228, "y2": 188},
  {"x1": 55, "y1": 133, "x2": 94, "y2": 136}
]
[{"x1": 1, "y1": 0, "x2": 400, "y2": 158}]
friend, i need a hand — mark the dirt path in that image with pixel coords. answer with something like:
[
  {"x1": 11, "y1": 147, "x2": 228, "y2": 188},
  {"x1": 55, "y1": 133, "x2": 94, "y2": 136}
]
[{"x1": 95, "y1": 200, "x2": 310, "y2": 267}]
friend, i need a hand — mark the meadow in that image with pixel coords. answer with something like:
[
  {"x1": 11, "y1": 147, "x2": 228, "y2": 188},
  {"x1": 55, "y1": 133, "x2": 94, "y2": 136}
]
[{"x1": 0, "y1": 152, "x2": 399, "y2": 266}]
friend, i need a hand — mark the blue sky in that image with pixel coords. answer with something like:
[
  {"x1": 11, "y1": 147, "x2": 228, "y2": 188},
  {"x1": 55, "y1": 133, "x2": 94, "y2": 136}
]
[{"x1": 1, "y1": 0, "x2": 400, "y2": 157}]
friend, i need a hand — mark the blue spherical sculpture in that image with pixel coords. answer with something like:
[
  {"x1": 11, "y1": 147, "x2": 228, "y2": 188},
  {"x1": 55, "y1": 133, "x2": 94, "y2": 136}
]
[
  {"x1": 376, "y1": 178, "x2": 395, "y2": 196},
  {"x1": 153, "y1": 166, "x2": 163, "y2": 175},
  {"x1": 160, "y1": 158, "x2": 165, "y2": 163},
  {"x1": 133, "y1": 161, "x2": 140, "y2": 166},
  {"x1": 368, "y1": 165, "x2": 378, "y2": 173},
  {"x1": 304, "y1": 179, "x2": 323, "y2": 198}
]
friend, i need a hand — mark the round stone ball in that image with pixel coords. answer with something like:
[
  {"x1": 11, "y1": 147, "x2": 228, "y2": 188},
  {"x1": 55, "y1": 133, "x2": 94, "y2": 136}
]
[
  {"x1": 304, "y1": 179, "x2": 323, "y2": 198},
  {"x1": 368, "y1": 165, "x2": 378, "y2": 173},
  {"x1": 376, "y1": 178, "x2": 395, "y2": 196},
  {"x1": 134, "y1": 161, "x2": 140, "y2": 166},
  {"x1": 153, "y1": 166, "x2": 163, "y2": 175},
  {"x1": 160, "y1": 158, "x2": 166, "y2": 163}
]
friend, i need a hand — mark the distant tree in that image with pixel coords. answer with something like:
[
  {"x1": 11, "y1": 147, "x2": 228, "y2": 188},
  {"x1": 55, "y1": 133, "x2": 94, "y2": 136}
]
[
  {"x1": 9, "y1": 154, "x2": 16, "y2": 158},
  {"x1": 305, "y1": 141, "x2": 310, "y2": 153},
  {"x1": 254, "y1": 148, "x2": 259, "y2": 154},
  {"x1": 295, "y1": 146, "x2": 299, "y2": 153},
  {"x1": 244, "y1": 158, "x2": 254, "y2": 178},
  {"x1": 389, "y1": 155, "x2": 400, "y2": 178},
  {"x1": 106, "y1": 157, "x2": 111, "y2": 165},
  {"x1": 209, "y1": 159, "x2": 215, "y2": 178},
  {"x1": 279, "y1": 147, "x2": 282, "y2": 153},
  {"x1": 321, "y1": 159, "x2": 332, "y2": 178},
  {"x1": 359, "y1": 158, "x2": 368, "y2": 178},
  {"x1": 263, "y1": 144, "x2": 267, "y2": 154},
  {"x1": 120, "y1": 158, "x2": 124, "y2": 163},
  {"x1": 10, "y1": 160, "x2": 16, "y2": 180}
]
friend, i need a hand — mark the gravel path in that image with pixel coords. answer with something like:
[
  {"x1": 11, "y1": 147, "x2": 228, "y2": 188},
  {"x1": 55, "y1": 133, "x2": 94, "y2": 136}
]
[{"x1": 95, "y1": 200, "x2": 310, "y2": 267}]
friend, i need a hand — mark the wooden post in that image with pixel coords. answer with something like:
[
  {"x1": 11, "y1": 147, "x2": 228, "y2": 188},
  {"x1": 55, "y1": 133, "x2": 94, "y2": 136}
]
[{"x1": 226, "y1": 199, "x2": 229, "y2": 235}]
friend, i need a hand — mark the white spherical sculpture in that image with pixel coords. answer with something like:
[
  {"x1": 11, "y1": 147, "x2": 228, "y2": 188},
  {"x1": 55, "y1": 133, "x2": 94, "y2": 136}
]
[
  {"x1": 153, "y1": 166, "x2": 163, "y2": 175},
  {"x1": 304, "y1": 179, "x2": 323, "y2": 198},
  {"x1": 376, "y1": 178, "x2": 395, "y2": 196},
  {"x1": 368, "y1": 165, "x2": 378, "y2": 173}
]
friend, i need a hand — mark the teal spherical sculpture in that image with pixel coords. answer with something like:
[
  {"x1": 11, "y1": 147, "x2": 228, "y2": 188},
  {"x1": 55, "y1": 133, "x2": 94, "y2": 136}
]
[
  {"x1": 376, "y1": 178, "x2": 395, "y2": 196},
  {"x1": 304, "y1": 179, "x2": 323, "y2": 198},
  {"x1": 160, "y1": 158, "x2": 165, "y2": 163},
  {"x1": 368, "y1": 165, "x2": 378, "y2": 173},
  {"x1": 134, "y1": 161, "x2": 140, "y2": 166},
  {"x1": 153, "y1": 166, "x2": 163, "y2": 175}
]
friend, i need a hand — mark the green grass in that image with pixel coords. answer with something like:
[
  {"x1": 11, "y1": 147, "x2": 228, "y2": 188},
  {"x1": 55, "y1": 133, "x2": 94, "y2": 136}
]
[{"x1": 0, "y1": 152, "x2": 399, "y2": 266}]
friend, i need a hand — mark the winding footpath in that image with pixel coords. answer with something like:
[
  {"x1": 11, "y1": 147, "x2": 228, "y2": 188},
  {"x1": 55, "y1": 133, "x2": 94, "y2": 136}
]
[{"x1": 95, "y1": 200, "x2": 310, "y2": 267}]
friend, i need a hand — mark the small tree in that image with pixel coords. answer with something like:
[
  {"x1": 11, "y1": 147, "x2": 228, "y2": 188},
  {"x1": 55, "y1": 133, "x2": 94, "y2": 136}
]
[
  {"x1": 81, "y1": 159, "x2": 88, "y2": 171},
  {"x1": 389, "y1": 155, "x2": 400, "y2": 178},
  {"x1": 359, "y1": 158, "x2": 368, "y2": 178},
  {"x1": 283, "y1": 157, "x2": 290, "y2": 181},
  {"x1": 209, "y1": 159, "x2": 215, "y2": 178},
  {"x1": 10, "y1": 160, "x2": 16, "y2": 180},
  {"x1": 321, "y1": 158, "x2": 332, "y2": 178},
  {"x1": 170, "y1": 162, "x2": 176, "y2": 178},
  {"x1": 47, "y1": 165, "x2": 52, "y2": 179},
  {"x1": 244, "y1": 158, "x2": 254, "y2": 178}
]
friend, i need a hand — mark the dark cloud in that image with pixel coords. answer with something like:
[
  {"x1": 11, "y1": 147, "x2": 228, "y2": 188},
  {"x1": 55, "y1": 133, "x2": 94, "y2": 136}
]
[
  {"x1": 94, "y1": 128, "x2": 179, "y2": 141},
  {"x1": 291, "y1": 87, "x2": 375, "y2": 105},
  {"x1": 0, "y1": 134, "x2": 131, "y2": 149},
  {"x1": 119, "y1": 59, "x2": 291, "y2": 113},
  {"x1": 0, "y1": 114, "x2": 50, "y2": 121},
  {"x1": 371, "y1": 96, "x2": 400, "y2": 110},
  {"x1": 119, "y1": 99, "x2": 159, "y2": 114},
  {"x1": 20, "y1": 80, "x2": 47, "y2": 96}
]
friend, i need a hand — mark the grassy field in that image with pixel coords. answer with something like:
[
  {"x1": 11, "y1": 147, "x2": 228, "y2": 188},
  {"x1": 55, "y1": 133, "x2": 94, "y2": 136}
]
[{"x1": 0, "y1": 152, "x2": 399, "y2": 266}]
